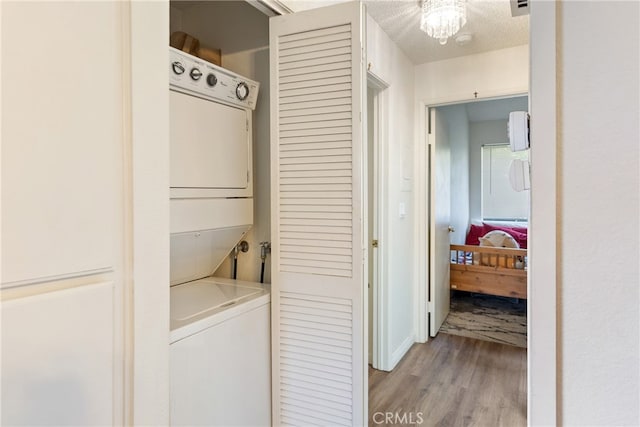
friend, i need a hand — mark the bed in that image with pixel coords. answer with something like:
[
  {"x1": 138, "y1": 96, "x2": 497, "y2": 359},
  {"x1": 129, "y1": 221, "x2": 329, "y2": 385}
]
[{"x1": 449, "y1": 223, "x2": 528, "y2": 299}]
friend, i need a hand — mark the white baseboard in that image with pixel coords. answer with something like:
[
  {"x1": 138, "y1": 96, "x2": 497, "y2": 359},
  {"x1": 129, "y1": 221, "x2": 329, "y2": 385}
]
[{"x1": 388, "y1": 333, "x2": 416, "y2": 371}]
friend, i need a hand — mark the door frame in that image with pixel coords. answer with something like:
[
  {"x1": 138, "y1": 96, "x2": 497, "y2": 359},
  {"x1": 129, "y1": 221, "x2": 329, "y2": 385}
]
[
  {"x1": 129, "y1": 2, "x2": 171, "y2": 424},
  {"x1": 366, "y1": 72, "x2": 389, "y2": 370},
  {"x1": 417, "y1": 97, "x2": 528, "y2": 340},
  {"x1": 415, "y1": 104, "x2": 429, "y2": 343},
  {"x1": 528, "y1": 1, "x2": 557, "y2": 423}
]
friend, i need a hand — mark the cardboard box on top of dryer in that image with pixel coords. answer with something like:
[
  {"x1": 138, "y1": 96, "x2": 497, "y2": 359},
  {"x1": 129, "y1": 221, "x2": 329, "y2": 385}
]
[{"x1": 170, "y1": 31, "x2": 222, "y2": 67}]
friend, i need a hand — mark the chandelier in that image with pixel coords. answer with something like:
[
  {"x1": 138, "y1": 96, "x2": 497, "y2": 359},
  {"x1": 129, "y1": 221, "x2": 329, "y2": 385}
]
[{"x1": 420, "y1": 0, "x2": 467, "y2": 45}]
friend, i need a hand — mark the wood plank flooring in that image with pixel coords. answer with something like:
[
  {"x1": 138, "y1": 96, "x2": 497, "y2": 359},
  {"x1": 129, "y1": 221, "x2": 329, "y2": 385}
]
[{"x1": 369, "y1": 334, "x2": 527, "y2": 426}]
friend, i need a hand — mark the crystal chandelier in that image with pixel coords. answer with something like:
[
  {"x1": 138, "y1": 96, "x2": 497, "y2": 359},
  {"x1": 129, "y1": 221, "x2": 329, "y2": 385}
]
[{"x1": 420, "y1": 0, "x2": 467, "y2": 45}]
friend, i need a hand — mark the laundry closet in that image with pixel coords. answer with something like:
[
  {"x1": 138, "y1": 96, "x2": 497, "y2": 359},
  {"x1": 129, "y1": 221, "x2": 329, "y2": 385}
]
[
  {"x1": 168, "y1": 2, "x2": 272, "y2": 426},
  {"x1": 169, "y1": 1, "x2": 370, "y2": 425},
  {"x1": 170, "y1": 1, "x2": 271, "y2": 283}
]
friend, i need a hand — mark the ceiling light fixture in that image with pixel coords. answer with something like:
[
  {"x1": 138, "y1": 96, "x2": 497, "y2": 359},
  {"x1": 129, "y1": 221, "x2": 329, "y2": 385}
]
[{"x1": 420, "y1": 0, "x2": 467, "y2": 45}]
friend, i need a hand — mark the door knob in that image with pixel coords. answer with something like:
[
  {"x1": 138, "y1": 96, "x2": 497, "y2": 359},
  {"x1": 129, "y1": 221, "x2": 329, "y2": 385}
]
[{"x1": 448, "y1": 226, "x2": 455, "y2": 233}]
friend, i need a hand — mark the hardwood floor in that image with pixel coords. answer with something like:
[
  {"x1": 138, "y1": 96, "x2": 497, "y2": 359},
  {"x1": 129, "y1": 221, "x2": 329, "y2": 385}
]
[{"x1": 369, "y1": 334, "x2": 527, "y2": 426}]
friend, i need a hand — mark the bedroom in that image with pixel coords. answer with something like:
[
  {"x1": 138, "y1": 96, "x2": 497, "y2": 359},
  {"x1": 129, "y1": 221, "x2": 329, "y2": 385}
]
[{"x1": 439, "y1": 96, "x2": 530, "y2": 348}]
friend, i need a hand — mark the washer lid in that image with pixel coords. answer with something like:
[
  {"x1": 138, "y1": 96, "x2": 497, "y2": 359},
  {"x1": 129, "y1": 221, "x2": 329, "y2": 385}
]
[{"x1": 171, "y1": 280, "x2": 263, "y2": 321}]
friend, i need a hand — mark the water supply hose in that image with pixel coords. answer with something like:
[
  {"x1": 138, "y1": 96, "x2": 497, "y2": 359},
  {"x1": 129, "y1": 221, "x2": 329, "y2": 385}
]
[
  {"x1": 232, "y1": 240, "x2": 249, "y2": 280},
  {"x1": 259, "y1": 241, "x2": 271, "y2": 284},
  {"x1": 232, "y1": 248, "x2": 238, "y2": 280}
]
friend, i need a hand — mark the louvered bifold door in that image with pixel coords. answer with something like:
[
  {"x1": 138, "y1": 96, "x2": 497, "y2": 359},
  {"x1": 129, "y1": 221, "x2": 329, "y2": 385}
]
[{"x1": 270, "y1": 3, "x2": 366, "y2": 426}]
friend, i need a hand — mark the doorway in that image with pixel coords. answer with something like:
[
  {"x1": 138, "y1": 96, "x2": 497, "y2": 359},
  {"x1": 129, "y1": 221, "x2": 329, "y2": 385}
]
[
  {"x1": 417, "y1": 95, "x2": 530, "y2": 340},
  {"x1": 433, "y1": 96, "x2": 530, "y2": 348},
  {"x1": 367, "y1": 73, "x2": 388, "y2": 370}
]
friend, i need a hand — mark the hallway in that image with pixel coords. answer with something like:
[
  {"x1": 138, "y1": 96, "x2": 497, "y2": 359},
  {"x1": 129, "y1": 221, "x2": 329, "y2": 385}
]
[{"x1": 369, "y1": 334, "x2": 526, "y2": 426}]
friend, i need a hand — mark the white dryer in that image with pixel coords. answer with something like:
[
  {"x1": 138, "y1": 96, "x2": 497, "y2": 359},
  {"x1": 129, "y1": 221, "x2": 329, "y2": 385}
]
[
  {"x1": 169, "y1": 46, "x2": 259, "y2": 200},
  {"x1": 168, "y1": 46, "x2": 260, "y2": 283}
]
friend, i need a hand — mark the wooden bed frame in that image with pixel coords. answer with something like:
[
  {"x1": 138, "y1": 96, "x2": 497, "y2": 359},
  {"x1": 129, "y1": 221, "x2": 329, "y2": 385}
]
[{"x1": 450, "y1": 244, "x2": 528, "y2": 299}]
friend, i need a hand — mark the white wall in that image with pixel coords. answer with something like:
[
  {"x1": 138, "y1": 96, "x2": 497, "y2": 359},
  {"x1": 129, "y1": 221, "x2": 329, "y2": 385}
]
[
  {"x1": 439, "y1": 105, "x2": 469, "y2": 244},
  {"x1": 414, "y1": 45, "x2": 529, "y2": 106},
  {"x1": 173, "y1": 1, "x2": 271, "y2": 283},
  {"x1": 367, "y1": 15, "x2": 416, "y2": 369},
  {"x1": 468, "y1": 119, "x2": 507, "y2": 221},
  {"x1": 557, "y1": 1, "x2": 639, "y2": 424}
]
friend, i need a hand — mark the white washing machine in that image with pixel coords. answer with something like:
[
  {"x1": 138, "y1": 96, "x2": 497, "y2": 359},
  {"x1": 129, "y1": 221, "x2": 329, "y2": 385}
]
[
  {"x1": 170, "y1": 277, "x2": 270, "y2": 427},
  {"x1": 168, "y1": 48, "x2": 270, "y2": 426}
]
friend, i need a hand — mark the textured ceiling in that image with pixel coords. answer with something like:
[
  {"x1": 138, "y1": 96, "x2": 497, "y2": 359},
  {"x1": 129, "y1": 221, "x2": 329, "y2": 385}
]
[{"x1": 364, "y1": 0, "x2": 529, "y2": 64}]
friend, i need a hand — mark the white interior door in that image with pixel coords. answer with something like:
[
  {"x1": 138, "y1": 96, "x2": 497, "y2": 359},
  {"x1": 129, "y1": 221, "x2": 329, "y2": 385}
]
[
  {"x1": 270, "y1": 2, "x2": 367, "y2": 425},
  {"x1": 429, "y1": 107, "x2": 451, "y2": 336}
]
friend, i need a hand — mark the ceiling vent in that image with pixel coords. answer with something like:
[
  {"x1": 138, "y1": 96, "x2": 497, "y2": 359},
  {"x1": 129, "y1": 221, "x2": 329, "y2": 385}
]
[{"x1": 510, "y1": 0, "x2": 530, "y2": 17}]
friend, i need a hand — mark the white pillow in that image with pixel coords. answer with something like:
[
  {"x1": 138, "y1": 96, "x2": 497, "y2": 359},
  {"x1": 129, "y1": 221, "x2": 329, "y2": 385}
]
[{"x1": 478, "y1": 230, "x2": 520, "y2": 248}]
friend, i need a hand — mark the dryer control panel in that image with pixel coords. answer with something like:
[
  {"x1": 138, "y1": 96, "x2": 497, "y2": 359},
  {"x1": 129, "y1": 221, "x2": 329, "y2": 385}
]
[{"x1": 169, "y1": 47, "x2": 260, "y2": 110}]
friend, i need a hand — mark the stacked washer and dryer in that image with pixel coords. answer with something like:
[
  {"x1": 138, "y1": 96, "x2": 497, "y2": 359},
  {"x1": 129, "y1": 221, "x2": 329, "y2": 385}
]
[{"x1": 168, "y1": 47, "x2": 271, "y2": 426}]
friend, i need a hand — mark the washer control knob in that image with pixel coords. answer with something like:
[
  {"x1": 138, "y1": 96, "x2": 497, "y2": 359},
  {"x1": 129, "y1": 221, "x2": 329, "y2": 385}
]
[
  {"x1": 206, "y1": 73, "x2": 218, "y2": 87},
  {"x1": 172, "y1": 61, "x2": 185, "y2": 75},
  {"x1": 190, "y1": 67, "x2": 202, "y2": 81},
  {"x1": 236, "y1": 82, "x2": 249, "y2": 101}
]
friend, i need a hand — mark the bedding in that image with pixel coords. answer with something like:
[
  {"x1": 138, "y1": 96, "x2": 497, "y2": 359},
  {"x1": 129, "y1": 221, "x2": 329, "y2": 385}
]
[
  {"x1": 479, "y1": 230, "x2": 520, "y2": 248},
  {"x1": 451, "y1": 223, "x2": 529, "y2": 299},
  {"x1": 465, "y1": 222, "x2": 528, "y2": 248}
]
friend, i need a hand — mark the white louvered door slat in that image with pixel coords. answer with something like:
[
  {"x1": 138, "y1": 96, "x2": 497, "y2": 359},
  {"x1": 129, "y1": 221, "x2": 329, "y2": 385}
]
[
  {"x1": 270, "y1": 3, "x2": 366, "y2": 426},
  {"x1": 280, "y1": 97, "x2": 352, "y2": 112}
]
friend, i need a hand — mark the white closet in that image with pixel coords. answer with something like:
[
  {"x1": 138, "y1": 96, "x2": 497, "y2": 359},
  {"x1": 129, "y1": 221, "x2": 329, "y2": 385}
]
[{"x1": 1, "y1": 2, "x2": 170, "y2": 425}]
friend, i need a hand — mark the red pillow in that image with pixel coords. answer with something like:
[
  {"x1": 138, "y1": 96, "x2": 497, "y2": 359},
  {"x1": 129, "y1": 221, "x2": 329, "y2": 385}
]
[
  {"x1": 509, "y1": 225, "x2": 528, "y2": 234},
  {"x1": 465, "y1": 224, "x2": 486, "y2": 246},
  {"x1": 483, "y1": 223, "x2": 528, "y2": 248}
]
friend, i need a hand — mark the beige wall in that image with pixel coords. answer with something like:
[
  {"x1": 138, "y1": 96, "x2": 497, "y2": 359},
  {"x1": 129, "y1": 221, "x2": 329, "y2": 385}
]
[
  {"x1": 414, "y1": 45, "x2": 529, "y2": 106},
  {"x1": 557, "y1": 1, "x2": 639, "y2": 424}
]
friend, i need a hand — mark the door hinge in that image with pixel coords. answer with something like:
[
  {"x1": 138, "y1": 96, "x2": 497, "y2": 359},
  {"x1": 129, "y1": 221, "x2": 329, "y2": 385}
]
[
  {"x1": 372, "y1": 239, "x2": 378, "y2": 248},
  {"x1": 427, "y1": 300, "x2": 434, "y2": 313}
]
